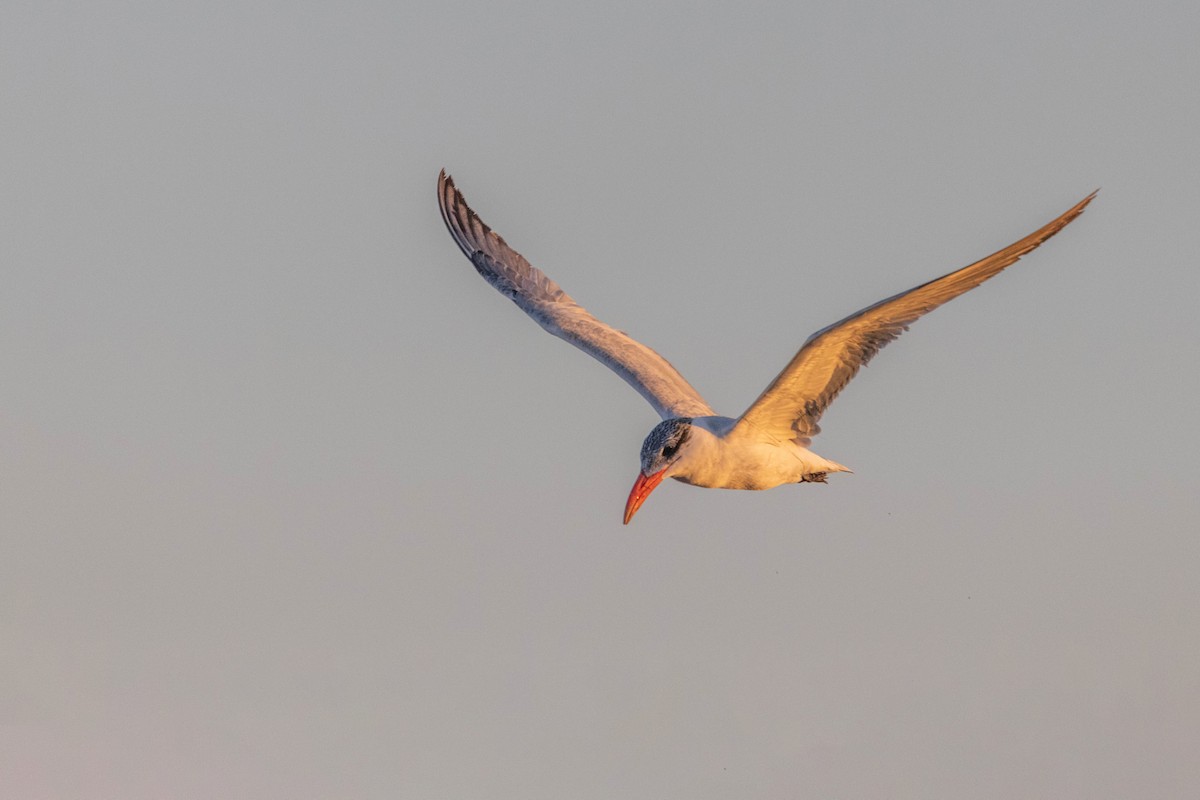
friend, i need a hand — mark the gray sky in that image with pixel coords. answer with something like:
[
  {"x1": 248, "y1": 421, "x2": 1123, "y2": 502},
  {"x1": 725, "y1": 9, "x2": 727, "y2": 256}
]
[{"x1": 2, "y1": 1, "x2": 1197, "y2": 798}]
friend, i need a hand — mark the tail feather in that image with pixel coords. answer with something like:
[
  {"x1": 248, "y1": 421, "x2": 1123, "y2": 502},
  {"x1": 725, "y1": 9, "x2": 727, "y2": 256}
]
[{"x1": 800, "y1": 456, "x2": 852, "y2": 483}]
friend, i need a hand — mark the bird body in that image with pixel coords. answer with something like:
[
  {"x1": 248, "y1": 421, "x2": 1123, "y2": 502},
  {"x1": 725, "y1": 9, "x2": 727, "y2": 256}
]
[
  {"x1": 656, "y1": 416, "x2": 849, "y2": 491},
  {"x1": 437, "y1": 170, "x2": 1094, "y2": 524}
]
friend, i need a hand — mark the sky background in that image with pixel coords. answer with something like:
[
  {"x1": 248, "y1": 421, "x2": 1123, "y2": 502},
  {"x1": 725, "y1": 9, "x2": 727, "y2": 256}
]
[{"x1": 2, "y1": 1, "x2": 1198, "y2": 798}]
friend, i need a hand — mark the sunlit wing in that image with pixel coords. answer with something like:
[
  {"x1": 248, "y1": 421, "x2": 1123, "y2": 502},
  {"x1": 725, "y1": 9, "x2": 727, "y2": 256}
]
[
  {"x1": 438, "y1": 170, "x2": 715, "y2": 420},
  {"x1": 733, "y1": 191, "x2": 1097, "y2": 444}
]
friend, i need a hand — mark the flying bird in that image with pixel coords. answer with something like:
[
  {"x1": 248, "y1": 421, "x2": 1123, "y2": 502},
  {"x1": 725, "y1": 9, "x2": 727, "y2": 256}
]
[{"x1": 437, "y1": 171, "x2": 1094, "y2": 524}]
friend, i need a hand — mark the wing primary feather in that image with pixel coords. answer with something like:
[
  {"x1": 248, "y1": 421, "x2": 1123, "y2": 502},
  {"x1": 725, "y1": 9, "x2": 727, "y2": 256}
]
[{"x1": 734, "y1": 190, "x2": 1097, "y2": 443}]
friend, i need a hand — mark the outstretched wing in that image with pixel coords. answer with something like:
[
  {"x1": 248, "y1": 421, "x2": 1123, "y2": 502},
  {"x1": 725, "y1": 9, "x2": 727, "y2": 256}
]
[
  {"x1": 438, "y1": 170, "x2": 715, "y2": 420},
  {"x1": 733, "y1": 191, "x2": 1097, "y2": 444}
]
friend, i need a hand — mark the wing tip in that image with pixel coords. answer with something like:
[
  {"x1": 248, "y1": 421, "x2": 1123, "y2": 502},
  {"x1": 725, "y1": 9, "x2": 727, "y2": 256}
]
[
  {"x1": 1036, "y1": 188, "x2": 1098, "y2": 245},
  {"x1": 437, "y1": 168, "x2": 482, "y2": 260},
  {"x1": 437, "y1": 168, "x2": 453, "y2": 209},
  {"x1": 1007, "y1": 188, "x2": 1098, "y2": 259},
  {"x1": 1072, "y1": 188, "x2": 1100, "y2": 216}
]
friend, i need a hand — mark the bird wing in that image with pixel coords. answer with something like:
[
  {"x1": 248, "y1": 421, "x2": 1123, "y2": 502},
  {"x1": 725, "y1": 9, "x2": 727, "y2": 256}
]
[
  {"x1": 438, "y1": 170, "x2": 715, "y2": 420},
  {"x1": 732, "y1": 191, "x2": 1097, "y2": 445}
]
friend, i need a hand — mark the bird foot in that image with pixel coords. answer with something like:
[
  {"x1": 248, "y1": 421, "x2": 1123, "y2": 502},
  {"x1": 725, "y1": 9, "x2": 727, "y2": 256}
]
[{"x1": 800, "y1": 472, "x2": 828, "y2": 483}]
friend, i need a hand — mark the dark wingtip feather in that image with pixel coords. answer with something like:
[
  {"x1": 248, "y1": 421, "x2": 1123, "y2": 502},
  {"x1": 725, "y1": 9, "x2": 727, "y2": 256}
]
[{"x1": 437, "y1": 169, "x2": 484, "y2": 261}]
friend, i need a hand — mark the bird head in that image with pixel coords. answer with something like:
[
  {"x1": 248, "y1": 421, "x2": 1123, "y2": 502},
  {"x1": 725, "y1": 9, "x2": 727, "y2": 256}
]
[{"x1": 623, "y1": 418, "x2": 692, "y2": 524}]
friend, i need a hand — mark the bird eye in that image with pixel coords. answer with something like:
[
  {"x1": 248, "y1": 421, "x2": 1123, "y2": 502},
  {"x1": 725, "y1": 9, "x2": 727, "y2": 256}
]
[{"x1": 662, "y1": 443, "x2": 678, "y2": 459}]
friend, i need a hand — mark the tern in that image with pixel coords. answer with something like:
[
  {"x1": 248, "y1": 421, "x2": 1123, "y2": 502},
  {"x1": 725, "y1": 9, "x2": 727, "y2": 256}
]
[{"x1": 438, "y1": 171, "x2": 1094, "y2": 524}]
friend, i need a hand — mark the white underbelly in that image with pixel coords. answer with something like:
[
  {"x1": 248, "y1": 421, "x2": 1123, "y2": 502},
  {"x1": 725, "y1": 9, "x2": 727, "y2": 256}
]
[{"x1": 673, "y1": 441, "x2": 832, "y2": 490}]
